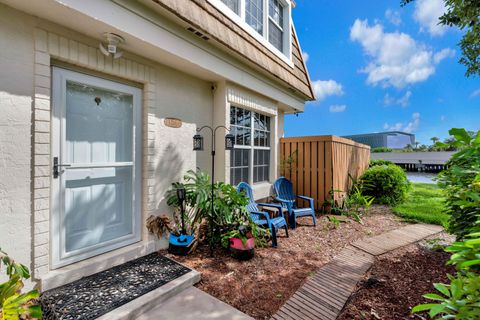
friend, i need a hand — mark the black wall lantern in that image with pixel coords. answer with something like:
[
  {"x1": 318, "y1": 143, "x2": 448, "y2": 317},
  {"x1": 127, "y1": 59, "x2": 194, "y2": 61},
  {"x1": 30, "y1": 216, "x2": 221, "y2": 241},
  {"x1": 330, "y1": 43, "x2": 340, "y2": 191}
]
[
  {"x1": 193, "y1": 125, "x2": 234, "y2": 255},
  {"x1": 193, "y1": 134, "x2": 204, "y2": 151}
]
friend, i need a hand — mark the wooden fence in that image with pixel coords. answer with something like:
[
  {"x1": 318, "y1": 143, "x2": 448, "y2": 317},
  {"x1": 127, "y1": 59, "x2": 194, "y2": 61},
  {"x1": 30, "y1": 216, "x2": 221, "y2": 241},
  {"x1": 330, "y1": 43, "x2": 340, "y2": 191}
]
[{"x1": 280, "y1": 135, "x2": 370, "y2": 212}]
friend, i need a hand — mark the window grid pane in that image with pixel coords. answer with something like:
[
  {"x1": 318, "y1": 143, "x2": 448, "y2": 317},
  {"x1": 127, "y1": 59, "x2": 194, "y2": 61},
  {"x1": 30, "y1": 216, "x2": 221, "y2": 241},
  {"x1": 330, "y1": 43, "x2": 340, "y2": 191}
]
[
  {"x1": 246, "y1": 0, "x2": 263, "y2": 34},
  {"x1": 268, "y1": 20, "x2": 283, "y2": 51},
  {"x1": 230, "y1": 149, "x2": 250, "y2": 185},
  {"x1": 269, "y1": 0, "x2": 283, "y2": 26},
  {"x1": 253, "y1": 149, "x2": 270, "y2": 183},
  {"x1": 221, "y1": 0, "x2": 240, "y2": 14}
]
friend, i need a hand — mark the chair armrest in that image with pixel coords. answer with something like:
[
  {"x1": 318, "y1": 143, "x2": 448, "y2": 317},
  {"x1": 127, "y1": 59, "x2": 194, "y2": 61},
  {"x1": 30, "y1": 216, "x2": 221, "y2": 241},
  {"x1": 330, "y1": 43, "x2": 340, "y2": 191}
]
[
  {"x1": 275, "y1": 197, "x2": 294, "y2": 203},
  {"x1": 297, "y1": 195, "x2": 314, "y2": 201},
  {"x1": 297, "y1": 195, "x2": 314, "y2": 210},
  {"x1": 250, "y1": 211, "x2": 270, "y2": 221}
]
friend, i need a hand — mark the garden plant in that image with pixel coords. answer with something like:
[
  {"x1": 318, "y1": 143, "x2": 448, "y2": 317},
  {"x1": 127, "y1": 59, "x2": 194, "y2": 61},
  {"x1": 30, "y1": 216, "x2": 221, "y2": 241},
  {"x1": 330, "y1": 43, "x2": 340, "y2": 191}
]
[
  {"x1": 360, "y1": 162, "x2": 410, "y2": 205},
  {"x1": 0, "y1": 249, "x2": 42, "y2": 320},
  {"x1": 165, "y1": 169, "x2": 269, "y2": 249},
  {"x1": 412, "y1": 128, "x2": 480, "y2": 319}
]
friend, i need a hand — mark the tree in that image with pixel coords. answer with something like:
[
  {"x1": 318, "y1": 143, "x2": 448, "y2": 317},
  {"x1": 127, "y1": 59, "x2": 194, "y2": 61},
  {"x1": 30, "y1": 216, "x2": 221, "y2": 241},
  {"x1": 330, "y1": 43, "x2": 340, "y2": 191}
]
[
  {"x1": 402, "y1": 0, "x2": 480, "y2": 77},
  {"x1": 431, "y1": 136, "x2": 440, "y2": 144},
  {"x1": 414, "y1": 141, "x2": 420, "y2": 149}
]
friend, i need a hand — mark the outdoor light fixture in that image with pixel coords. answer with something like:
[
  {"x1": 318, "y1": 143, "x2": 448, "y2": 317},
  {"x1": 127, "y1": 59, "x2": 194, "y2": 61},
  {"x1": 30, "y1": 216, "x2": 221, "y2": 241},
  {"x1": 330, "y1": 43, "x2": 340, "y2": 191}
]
[
  {"x1": 99, "y1": 33, "x2": 125, "y2": 59},
  {"x1": 193, "y1": 134, "x2": 204, "y2": 151},
  {"x1": 168, "y1": 186, "x2": 195, "y2": 255},
  {"x1": 193, "y1": 125, "x2": 234, "y2": 255},
  {"x1": 225, "y1": 133, "x2": 235, "y2": 150}
]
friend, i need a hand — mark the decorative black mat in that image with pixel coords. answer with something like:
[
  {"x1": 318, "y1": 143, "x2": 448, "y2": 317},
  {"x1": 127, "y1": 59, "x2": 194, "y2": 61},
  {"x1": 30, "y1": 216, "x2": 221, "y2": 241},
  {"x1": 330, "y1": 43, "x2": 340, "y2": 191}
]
[{"x1": 40, "y1": 253, "x2": 191, "y2": 320}]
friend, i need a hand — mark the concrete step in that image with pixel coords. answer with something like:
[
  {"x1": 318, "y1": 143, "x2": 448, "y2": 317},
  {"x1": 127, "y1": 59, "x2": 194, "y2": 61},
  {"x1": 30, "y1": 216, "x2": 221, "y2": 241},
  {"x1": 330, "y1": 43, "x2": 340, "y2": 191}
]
[
  {"x1": 136, "y1": 286, "x2": 253, "y2": 320},
  {"x1": 98, "y1": 269, "x2": 201, "y2": 320}
]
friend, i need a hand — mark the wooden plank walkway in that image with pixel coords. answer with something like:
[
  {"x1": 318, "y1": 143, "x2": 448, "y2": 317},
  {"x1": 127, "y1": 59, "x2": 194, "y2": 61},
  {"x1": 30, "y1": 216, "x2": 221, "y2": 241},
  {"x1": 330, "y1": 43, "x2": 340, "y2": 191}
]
[{"x1": 271, "y1": 224, "x2": 443, "y2": 320}]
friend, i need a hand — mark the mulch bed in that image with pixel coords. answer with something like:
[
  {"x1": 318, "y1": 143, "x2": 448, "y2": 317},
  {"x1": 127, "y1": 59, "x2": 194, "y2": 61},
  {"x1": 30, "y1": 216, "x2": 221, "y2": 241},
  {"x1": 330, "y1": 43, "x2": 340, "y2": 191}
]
[
  {"x1": 161, "y1": 205, "x2": 406, "y2": 319},
  {"x1": 338, "y1": 233, "x2": 455, "y2": 320}
]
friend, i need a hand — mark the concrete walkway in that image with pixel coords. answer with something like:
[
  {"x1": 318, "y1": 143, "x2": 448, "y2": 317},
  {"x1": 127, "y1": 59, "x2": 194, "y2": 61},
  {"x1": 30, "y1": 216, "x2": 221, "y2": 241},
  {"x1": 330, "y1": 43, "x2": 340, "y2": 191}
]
[
  {"x1": 271, "y1": 223, "x2": 443, "y2": 320},
  {"x1": 137, "y1": 286, "x2": 253, "y2": 320}
]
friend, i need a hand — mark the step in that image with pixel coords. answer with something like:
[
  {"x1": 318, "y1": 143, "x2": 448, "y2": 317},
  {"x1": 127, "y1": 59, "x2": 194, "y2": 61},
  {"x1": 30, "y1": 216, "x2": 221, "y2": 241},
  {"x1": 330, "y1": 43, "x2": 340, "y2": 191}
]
[
  {"x1": 137, "y1": 286, "x2": 254, "y2": 320},
  {"x1": 99, "y1": 270, "x2": 201, "y2": 320},
  {"x1": 40, "y1": 253, "x2": 200, "y2": 320}
]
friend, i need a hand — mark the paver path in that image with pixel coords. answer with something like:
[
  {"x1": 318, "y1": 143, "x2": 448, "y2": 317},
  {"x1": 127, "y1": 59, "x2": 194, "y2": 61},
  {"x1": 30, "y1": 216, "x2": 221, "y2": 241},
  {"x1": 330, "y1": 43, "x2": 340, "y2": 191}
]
[{"x1": 271, "y1": 223, "x2": 443, "y2": 320}]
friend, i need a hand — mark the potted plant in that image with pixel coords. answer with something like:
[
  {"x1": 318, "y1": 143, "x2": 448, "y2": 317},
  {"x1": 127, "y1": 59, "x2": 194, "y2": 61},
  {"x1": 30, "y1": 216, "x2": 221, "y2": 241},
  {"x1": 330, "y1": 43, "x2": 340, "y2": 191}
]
[{"x1": 221, "y1": 221, "x2": 269, "y2": 260}]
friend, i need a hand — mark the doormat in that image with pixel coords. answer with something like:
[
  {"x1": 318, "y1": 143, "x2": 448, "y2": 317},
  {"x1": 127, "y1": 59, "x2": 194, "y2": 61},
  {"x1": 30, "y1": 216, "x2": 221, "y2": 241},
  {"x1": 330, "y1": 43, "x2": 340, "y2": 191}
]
[{"x1": 40, "y1": 253, "x2": 191, "y2": 320}]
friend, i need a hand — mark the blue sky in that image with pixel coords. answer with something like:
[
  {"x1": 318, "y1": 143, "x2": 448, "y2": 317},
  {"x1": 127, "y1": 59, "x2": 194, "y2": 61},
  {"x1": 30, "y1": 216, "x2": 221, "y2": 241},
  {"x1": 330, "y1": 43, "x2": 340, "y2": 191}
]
[{"x1": 286, "y1": 0, "x2": 479, "y2": 145}]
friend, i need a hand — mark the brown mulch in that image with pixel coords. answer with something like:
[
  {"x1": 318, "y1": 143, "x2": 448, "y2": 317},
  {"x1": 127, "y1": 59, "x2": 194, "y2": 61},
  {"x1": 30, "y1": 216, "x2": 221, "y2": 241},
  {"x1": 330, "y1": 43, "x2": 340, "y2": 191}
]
[
  {"x1": 161, "y1": 205, "x2": 406, "y2": 319},
  {"x1": 338, "y1": 233, "x2": 455, "y2": 320}
]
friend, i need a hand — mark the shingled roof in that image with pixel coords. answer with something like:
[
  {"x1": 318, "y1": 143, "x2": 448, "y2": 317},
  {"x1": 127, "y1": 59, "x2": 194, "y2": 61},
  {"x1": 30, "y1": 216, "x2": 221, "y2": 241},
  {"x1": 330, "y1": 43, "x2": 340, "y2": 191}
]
[{"x1": 150, "y1": 0, "x2": 315, "y2": 101}]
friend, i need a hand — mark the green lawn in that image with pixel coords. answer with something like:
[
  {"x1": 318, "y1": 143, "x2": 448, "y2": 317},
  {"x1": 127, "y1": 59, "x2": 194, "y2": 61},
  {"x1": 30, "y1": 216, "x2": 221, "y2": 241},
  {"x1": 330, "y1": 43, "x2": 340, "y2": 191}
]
[{"x1": 393, "y1": 182, "x2": 449, "y2": 227}]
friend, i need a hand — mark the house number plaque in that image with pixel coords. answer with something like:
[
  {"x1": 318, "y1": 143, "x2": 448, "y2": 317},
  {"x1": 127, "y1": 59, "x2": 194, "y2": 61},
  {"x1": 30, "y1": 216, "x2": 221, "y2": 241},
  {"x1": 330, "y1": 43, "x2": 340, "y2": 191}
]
[{"x1": 164, "y1": 117, "x2": 182, "y2": 128}]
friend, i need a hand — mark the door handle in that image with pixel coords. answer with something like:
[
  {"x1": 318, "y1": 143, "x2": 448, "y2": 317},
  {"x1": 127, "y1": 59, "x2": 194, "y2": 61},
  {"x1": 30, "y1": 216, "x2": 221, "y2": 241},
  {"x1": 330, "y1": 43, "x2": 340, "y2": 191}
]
[{"x1": 53, "y1": 157, "x2": 71, "y2": 178}]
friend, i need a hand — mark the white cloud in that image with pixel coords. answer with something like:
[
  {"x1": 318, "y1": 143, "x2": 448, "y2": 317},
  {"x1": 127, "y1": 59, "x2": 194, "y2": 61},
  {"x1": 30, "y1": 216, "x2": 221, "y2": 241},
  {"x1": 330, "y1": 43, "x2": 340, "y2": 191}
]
[
  {"x1": 311, "y1": 80, "x2": 344, "y2": 102},
  {"x1": 413, "y1": 0, "x2": 448, "y2": 36},
  {"x1": 385, "y1": 9, "x2": 401, "y2": 26},
  {"x1": 384, "y1": 91, "x2": 412, "y2": 107},
  {"x1": 440, "y1": 115, "x2": 446, "y2": 121},
  {"x1": 350, "y1": 19, "x2": 454, "y2": 88},
  {"x1": 329, "y1": 104, "x2": 347, "y2": 113},
  {"x1": 471, "y1": 89, "x2": 480, "y2": 98},
  {"x1": 302, "y1": 51, "x2": 309, "y2": 63},
  {"x1": 384, "y1": 112, "x2": 421, "y2": 133},
  {"x1": 434, "y1": 48, "x2": 455, "y2": 64}
]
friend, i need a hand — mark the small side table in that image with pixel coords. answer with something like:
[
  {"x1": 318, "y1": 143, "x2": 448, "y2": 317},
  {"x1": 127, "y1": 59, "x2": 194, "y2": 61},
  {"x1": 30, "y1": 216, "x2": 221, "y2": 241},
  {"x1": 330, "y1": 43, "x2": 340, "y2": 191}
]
[{"x1": 259, "y1": 205, "x2": 289, "y2": 224}]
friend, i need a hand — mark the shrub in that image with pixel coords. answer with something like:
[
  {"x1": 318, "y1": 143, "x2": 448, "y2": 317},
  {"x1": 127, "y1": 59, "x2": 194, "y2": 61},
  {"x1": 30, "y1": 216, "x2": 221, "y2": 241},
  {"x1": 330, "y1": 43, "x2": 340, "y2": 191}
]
[
  {"x1": 165, "y1": 169, "x2": 268, "y2": 247},
  {"x1": 369, "y1": 159, "x2": 394, "y2": 167},
  {"x1": 412, "y1": 218, "x2": 480, "y2": 319},
  {"x1": 360, "y1": 164, "x2": 410, "y2": 205},
  {"x1": 0, "y1": 249, "x2": 42, "y2": 319},
  {"x1": 412, "y1": 128, "x2": 480, "y2": 320},
  {"x1": 436, "y1": 128, "x2": 480, "y2": 239},
  {"x1": 371, "y1": 147, "x2": 393, "y2": 153}
]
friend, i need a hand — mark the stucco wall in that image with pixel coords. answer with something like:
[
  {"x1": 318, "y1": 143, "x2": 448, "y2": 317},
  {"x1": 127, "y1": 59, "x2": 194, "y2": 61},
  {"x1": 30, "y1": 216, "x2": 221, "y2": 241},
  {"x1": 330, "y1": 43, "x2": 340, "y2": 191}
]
[{"x1": 0, "y1": 5, "x2": 35, "y2": 283}]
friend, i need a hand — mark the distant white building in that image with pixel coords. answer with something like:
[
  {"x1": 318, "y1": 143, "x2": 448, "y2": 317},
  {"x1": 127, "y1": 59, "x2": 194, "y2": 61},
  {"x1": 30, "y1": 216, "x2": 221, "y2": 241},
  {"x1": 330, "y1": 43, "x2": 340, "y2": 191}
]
[{"x1": 343, "y1": 131, "x2": 416, "y2": 149}]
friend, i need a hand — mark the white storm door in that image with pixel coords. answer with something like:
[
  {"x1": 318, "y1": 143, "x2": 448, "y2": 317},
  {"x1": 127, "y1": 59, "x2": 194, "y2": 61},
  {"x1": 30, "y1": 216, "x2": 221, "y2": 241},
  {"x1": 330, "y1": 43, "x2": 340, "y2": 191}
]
[{"x1": 52, "y1": 67, "x2": 142, "y2": 268}]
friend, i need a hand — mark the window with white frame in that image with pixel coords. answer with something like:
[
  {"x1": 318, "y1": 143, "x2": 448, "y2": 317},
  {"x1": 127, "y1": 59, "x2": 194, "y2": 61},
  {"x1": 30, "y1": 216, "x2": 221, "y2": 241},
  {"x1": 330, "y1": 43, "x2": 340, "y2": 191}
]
[
  {"x1": 268, "y1": 0, "x2": 284, "y2": 51},
  {"x1": 221, "y1": 0, "x2": 240, "y2": 14},
  {"x1": 230, "y1": 106, "x2": 271, "y2": 185},
  {"x1": 214, "y1": 0, "x2": 289, "y2": 56}
]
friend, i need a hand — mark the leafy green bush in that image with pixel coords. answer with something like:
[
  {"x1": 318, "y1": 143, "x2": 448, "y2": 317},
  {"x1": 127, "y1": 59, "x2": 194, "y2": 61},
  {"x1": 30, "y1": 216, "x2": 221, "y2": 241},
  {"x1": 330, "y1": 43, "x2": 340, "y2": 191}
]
[
  {"x1": 0, "y1": 249, "x2": 42, "y2": 319},
  {"x1": 360, "y1": 164, "x2": 410, "y2": 205},
  {"x1": 166, "y1": 170, "x2": 268, "y2": 247},
  {"x1": 412, "y1": 128, "x2": 480, "y2": 319},
  {"x1": 369, "y1": 159, "x2": 394, "y2": 167},
  {"x1": 412, "y1": 221, "x2": 480, "y2": 319},
  {"x1": 437, "y1": 128, "x2": 480, "y2": 239},
  {"x1": 371, "y1": 147, "x2": 393, "y2": 153}
]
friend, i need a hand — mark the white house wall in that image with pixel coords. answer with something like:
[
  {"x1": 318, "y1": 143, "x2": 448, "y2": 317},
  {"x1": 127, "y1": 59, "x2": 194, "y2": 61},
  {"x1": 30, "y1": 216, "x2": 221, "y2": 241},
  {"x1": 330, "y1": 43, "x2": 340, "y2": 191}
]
[{"x1": 0, "y1": 6, "x2": 36, "y2": 286}]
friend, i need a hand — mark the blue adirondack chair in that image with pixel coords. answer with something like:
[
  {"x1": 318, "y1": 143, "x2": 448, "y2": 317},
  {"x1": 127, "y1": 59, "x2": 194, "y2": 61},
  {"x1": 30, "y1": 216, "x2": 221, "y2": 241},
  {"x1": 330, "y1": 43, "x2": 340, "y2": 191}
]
[
  {"x1": 274, "y1": 177, "x2": 316, "y2": 229},
  {"x1": 237, "y1": 182, "x2": 288, "y2": 248}
]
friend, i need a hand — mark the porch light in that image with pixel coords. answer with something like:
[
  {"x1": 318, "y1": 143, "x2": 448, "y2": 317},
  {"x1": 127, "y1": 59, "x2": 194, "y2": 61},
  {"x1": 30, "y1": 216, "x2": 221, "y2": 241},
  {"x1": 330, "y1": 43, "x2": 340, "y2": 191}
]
[
  {"x1": 193, "y1": 134, "x2": 204, "y2": 151},
  {"x1": 225, "y1": 134, "x2": 235, "y2": 150}
]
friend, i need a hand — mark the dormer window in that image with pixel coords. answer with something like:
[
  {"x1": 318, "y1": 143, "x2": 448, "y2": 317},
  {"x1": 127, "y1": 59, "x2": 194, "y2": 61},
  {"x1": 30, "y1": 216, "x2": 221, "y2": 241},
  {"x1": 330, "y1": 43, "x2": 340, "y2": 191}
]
[
  {"x1": 246, "y1": 0, "x2": 264, "y2": 34},
  {"x1": 214, "y1": 0, "x2": 292, "y2": 63},
  {"x1": 221, "y1": 0, "x2": 240, "y2": 14},
  {"x1": 268, "y1": 0, "x2": 283, "y2": 51}
]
